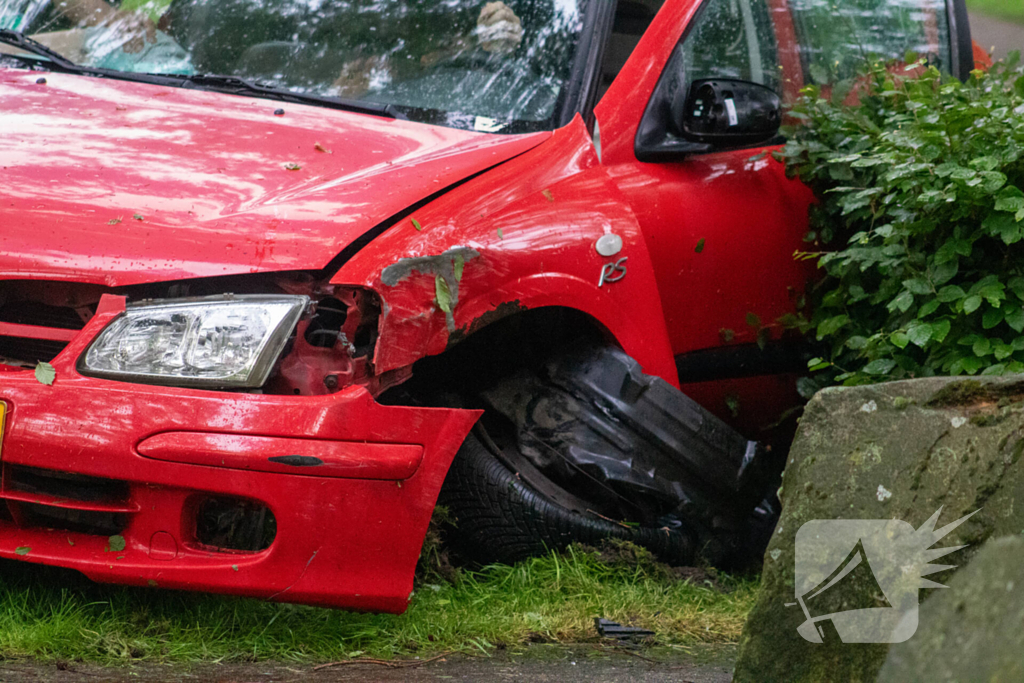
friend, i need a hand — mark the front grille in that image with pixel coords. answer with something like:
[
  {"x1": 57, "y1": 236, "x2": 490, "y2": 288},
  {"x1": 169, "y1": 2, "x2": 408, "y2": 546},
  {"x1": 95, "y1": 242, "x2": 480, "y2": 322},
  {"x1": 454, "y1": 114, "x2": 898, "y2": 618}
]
[
  {"x1": 19, "y1": 503, "x2": 127, "y2": 536},
  {"x1": 0, "y1": 280, "x2": 93, "y2": 366},
  {"x1": 1, "y1": 466, "x2": 135, "y2": 536},
  {"x1": 6, "y1": 465, "x2": 130, "y2": 502},
  {"x1": 0, "y1": 336, "x2": 68, "y2": 365},
  {"x1": 0, "y1": 301, "x2": 86, "y2": 330}
]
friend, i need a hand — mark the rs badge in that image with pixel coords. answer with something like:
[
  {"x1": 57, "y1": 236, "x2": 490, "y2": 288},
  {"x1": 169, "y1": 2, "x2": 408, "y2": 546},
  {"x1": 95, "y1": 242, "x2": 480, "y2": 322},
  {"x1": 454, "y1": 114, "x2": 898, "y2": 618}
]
[{"x1": 598, "y1": 257, "x2": 628, "y2": 287}]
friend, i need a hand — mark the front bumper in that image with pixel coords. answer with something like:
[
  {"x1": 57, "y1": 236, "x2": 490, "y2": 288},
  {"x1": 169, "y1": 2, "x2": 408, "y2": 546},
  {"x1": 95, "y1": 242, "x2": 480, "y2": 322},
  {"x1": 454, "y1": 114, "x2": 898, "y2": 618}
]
[{"x1": 0, "y1": 297, "x2": 479, "y2": 612}]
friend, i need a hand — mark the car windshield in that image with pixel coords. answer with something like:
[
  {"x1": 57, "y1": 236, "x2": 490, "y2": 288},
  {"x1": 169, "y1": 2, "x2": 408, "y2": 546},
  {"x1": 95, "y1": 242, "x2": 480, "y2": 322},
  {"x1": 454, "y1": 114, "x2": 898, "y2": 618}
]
[{"x1": 0, "y1": 0, "x2": 590, "y2": 131}]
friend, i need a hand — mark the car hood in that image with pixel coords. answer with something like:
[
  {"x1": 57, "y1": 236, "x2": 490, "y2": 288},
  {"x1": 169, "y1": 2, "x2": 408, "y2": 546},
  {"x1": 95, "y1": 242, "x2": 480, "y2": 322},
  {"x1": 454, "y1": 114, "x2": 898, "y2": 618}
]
[{"x1": 0, "y1": 69, "x2": 549, "y2": 287}]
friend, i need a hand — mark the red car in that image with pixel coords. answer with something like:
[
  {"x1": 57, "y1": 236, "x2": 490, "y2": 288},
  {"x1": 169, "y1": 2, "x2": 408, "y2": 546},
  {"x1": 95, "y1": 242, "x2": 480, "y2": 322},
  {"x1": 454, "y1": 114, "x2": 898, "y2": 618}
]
[{"x1": 0, "y1": 0, "x2": 979, "y2": 611}]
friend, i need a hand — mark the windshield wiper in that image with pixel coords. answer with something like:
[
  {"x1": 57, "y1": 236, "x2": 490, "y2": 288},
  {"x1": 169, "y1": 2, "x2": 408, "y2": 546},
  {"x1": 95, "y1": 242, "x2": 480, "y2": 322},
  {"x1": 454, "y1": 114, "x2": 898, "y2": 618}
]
[
  {"x1": 0, "y1": 34, "x2": 399, "y2": 119},
  {"x1": 0, "y1": 29, "x2": 85, "y2": 72},
  {"x1": 169, "y1": 74, "x2": 402, "y2": 119}
]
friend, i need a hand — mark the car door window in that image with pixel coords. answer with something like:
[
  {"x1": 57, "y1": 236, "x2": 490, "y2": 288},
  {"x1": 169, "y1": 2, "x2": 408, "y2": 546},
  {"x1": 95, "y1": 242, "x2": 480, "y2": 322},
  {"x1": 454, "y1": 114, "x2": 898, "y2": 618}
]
[
  {"x1": 682, "y1": 0, "x2": 782, "y2": 95},
  {"x1": 789, "y1": 0, "x2": 952, "y2": 85},
  {"x1": 633, "y1": 0, "x2": 789, "y2": 159},
  {"x1": 597, "y1": 0, "x2": 667, "y2": 102}
]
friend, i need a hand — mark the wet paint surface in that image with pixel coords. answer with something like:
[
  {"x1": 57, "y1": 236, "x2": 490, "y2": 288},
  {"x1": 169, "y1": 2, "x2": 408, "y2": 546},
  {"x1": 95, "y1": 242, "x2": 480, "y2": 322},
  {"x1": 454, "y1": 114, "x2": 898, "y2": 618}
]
[{"x1": 0, "y1": 69, "x2": 547, "y2": 286}]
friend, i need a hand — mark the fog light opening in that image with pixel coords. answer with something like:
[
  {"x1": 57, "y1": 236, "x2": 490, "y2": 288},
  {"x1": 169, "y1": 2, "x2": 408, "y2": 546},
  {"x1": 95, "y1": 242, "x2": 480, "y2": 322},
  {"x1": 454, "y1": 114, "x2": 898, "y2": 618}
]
[{"x1": 194, "y1": 496, "x2": 276, "y2": 552}]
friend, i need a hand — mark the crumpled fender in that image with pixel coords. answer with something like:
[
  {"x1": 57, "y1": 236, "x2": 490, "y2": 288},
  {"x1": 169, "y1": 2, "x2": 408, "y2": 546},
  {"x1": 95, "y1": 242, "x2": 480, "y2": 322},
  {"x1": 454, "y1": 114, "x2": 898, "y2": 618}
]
[{"x1": 331, "y1": 116, "x2": 678, "y2": 387}]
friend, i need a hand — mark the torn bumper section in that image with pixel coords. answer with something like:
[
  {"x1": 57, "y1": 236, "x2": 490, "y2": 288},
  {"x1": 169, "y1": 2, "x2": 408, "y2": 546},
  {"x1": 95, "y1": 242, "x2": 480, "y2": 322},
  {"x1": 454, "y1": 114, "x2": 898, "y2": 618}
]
[{"x1": 0, "y1": 299, "x2": 479, "y2": 613}]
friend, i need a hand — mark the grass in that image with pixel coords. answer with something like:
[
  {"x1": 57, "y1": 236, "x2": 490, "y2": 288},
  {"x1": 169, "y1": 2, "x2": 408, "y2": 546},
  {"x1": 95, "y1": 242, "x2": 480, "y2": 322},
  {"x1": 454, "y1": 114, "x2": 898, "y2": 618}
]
[
  {"x1": 0, "y1": 544, "x2": 756, "y2": 664},
  {"x1": 966, "y1": 0, "x2": 1024, "y2": 23}
]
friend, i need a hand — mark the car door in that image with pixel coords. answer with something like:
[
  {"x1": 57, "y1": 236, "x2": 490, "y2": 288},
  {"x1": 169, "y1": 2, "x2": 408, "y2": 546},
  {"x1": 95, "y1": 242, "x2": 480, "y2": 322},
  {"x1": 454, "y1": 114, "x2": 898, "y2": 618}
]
[
  {"x1": 594, "y1": 0, "x2": 967, "y2": 434},
  {"x1": 593, "y1": 0, "x2": 811, "y2": 435}
]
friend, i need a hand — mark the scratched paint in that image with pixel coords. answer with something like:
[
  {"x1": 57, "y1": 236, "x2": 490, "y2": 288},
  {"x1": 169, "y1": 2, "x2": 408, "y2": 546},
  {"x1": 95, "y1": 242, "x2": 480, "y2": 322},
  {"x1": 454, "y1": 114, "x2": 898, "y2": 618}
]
[{"x1": 380, "y1": 247, "x2": 481, "y2": 332}]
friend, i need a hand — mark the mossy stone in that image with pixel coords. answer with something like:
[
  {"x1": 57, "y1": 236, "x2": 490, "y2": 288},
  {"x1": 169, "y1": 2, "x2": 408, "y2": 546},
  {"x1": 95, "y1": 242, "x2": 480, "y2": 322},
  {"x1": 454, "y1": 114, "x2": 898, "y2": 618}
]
[
  {"x1": 878, "y1": 536, "x2": 1024, "y2": 682},
  {"x1": 734, "y1": 376, "x2": 1024, "y2": 683}
]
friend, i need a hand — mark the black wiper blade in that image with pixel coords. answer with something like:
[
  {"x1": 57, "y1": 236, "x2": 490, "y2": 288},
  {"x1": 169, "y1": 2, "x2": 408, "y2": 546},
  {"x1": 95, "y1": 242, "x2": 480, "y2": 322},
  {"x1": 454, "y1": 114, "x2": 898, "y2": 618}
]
[
  {"x1": 172, "y1": 74, "x2": 402, "y2": 119},
  {"x1": 0, "y1": 29, "x2": 84, "y2": 72},
  {"x1": 0, "y1": 38, "x2": 399, "y2": 119}
]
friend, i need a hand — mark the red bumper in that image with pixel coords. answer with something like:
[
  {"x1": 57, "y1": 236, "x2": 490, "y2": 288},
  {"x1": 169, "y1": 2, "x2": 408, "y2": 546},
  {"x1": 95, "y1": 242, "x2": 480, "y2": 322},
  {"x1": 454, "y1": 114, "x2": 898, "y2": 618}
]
[{"x1": 0, "y1": 300, "x2": 479, "y2": 613}]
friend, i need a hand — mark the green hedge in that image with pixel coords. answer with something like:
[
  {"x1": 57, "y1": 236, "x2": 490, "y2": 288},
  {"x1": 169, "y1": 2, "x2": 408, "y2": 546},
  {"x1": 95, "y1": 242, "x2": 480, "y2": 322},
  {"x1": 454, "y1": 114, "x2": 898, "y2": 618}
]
[{"x1": 778, "y1": 55, "x2": 1024, "y2": 386}]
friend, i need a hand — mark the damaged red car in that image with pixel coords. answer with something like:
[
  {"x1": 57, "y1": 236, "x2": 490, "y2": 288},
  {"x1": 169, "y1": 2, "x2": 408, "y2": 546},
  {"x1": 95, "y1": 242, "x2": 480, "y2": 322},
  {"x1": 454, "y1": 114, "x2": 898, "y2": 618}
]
[{"x1": 0, "y1": 0, "x2": 978, "y2": 611}]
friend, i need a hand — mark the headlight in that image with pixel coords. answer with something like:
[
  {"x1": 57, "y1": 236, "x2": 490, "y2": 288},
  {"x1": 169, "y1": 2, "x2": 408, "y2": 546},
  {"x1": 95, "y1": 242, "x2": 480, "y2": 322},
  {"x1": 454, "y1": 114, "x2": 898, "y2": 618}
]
[{"x1": 79, "y1": 295, "x2": 308, "y2": 388}]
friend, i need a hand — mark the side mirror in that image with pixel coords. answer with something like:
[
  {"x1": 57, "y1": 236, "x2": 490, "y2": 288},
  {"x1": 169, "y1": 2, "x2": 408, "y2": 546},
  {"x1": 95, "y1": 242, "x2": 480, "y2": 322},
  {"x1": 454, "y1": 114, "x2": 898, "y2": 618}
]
[{"x1": 672, "y1": 79, "x2": 781, "y2": 146}]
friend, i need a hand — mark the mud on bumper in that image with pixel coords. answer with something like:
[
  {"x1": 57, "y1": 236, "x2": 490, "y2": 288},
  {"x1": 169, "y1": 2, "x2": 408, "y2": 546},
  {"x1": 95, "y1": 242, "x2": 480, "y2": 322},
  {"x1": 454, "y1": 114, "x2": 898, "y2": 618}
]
[{"x1": 0, "y1": 303, "x2": 479, "y2": 613}]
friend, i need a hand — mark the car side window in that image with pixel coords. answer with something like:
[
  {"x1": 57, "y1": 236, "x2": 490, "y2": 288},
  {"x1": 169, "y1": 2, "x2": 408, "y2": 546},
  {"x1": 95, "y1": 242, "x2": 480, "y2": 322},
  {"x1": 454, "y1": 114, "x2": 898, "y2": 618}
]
[
  {"x1": 597, "y1": 0, "x2": 668, "y2": 103},
  {"x1": 681, "y1": 0, "x2": 781, "y2": 95},
  {"x1": 788, "y1": 0, "x2": 953, "y2": 85},
  {"x1": 633, "y1": 0, "x2": 785, "y2": 160}
]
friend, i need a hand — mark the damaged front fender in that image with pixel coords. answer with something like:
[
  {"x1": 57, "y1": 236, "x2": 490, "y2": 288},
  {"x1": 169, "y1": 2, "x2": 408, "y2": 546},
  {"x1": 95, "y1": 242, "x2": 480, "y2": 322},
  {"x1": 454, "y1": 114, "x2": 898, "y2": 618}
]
[{"x1": 332, "y1": 118, "x2": 679, "y2": 385}]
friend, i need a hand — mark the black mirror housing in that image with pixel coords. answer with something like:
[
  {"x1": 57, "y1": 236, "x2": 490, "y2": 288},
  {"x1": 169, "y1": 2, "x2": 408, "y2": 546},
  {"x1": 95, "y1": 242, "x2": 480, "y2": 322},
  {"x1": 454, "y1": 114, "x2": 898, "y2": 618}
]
[
  {"x1": 673, "y1": 79, "x2": 781, "y2": 145},
  {"x1": 634, "y1": 45, "x2": 785, "y2": 162}
]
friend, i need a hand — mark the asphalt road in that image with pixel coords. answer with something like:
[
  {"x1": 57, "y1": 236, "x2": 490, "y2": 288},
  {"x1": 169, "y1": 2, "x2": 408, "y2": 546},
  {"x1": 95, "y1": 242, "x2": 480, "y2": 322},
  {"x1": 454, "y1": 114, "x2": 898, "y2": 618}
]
[
  {"x1": 969, "y1": 13, "x2": 1024, "y2": 61},
  {"x1": 0, "y1": 648, "x2": 736, "y2": 683}
]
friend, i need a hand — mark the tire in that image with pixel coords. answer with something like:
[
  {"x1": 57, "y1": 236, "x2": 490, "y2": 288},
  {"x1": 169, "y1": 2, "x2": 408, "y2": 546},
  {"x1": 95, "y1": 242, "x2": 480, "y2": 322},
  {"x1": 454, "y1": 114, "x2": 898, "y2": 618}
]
[{"x1": 439, "y1": 431, "x2": 697, "y2": 566}]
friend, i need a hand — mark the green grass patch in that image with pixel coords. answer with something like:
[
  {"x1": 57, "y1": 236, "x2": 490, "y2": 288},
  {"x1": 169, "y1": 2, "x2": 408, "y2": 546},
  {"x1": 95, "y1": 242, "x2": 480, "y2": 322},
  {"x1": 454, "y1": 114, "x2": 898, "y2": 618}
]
[
  {"x1": 0, "y1": 545, "x2": 756, "y2": 664},
  {"x1": 966, "y1": 0, "x2": 1024, "y2": 23}
]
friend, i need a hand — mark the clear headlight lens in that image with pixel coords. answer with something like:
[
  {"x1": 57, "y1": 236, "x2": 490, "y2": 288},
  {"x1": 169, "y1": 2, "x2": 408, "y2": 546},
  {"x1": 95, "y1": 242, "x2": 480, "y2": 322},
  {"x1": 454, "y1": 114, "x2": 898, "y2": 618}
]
[{"x1": 79, "y1": 295, "x2": 308, "y2": 388}]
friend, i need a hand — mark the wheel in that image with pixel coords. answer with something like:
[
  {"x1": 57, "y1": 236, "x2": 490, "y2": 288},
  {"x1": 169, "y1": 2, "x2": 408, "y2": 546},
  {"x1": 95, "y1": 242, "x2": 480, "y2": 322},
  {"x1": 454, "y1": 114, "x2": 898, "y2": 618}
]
[
  {"x1": 439, "y1": 429, "x2": 698, "y2": 566},
  {"x1": 436, "y1": 344, "x2": 780, "y2": 568}
]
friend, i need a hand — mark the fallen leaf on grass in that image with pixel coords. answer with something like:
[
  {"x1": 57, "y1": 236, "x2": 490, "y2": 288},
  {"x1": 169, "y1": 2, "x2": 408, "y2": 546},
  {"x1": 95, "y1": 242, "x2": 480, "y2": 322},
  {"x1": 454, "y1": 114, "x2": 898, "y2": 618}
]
[{"x1": 34, "y1": 362, "x2": 55, "y2": 385}]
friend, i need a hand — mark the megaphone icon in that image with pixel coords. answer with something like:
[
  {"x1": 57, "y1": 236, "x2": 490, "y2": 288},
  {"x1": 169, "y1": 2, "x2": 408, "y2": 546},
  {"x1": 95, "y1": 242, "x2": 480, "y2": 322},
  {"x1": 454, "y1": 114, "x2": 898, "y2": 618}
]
[{"x1": 794, "y1": 538, "x2": 892, "y2": 643}]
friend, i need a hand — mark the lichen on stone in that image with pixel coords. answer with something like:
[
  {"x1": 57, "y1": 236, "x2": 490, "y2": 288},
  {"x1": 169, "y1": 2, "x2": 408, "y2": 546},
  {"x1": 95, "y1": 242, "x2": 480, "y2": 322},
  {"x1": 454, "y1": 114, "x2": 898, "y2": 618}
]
[{"x1": 892, "y1": 396, "x2": 915, "y2": 410}]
